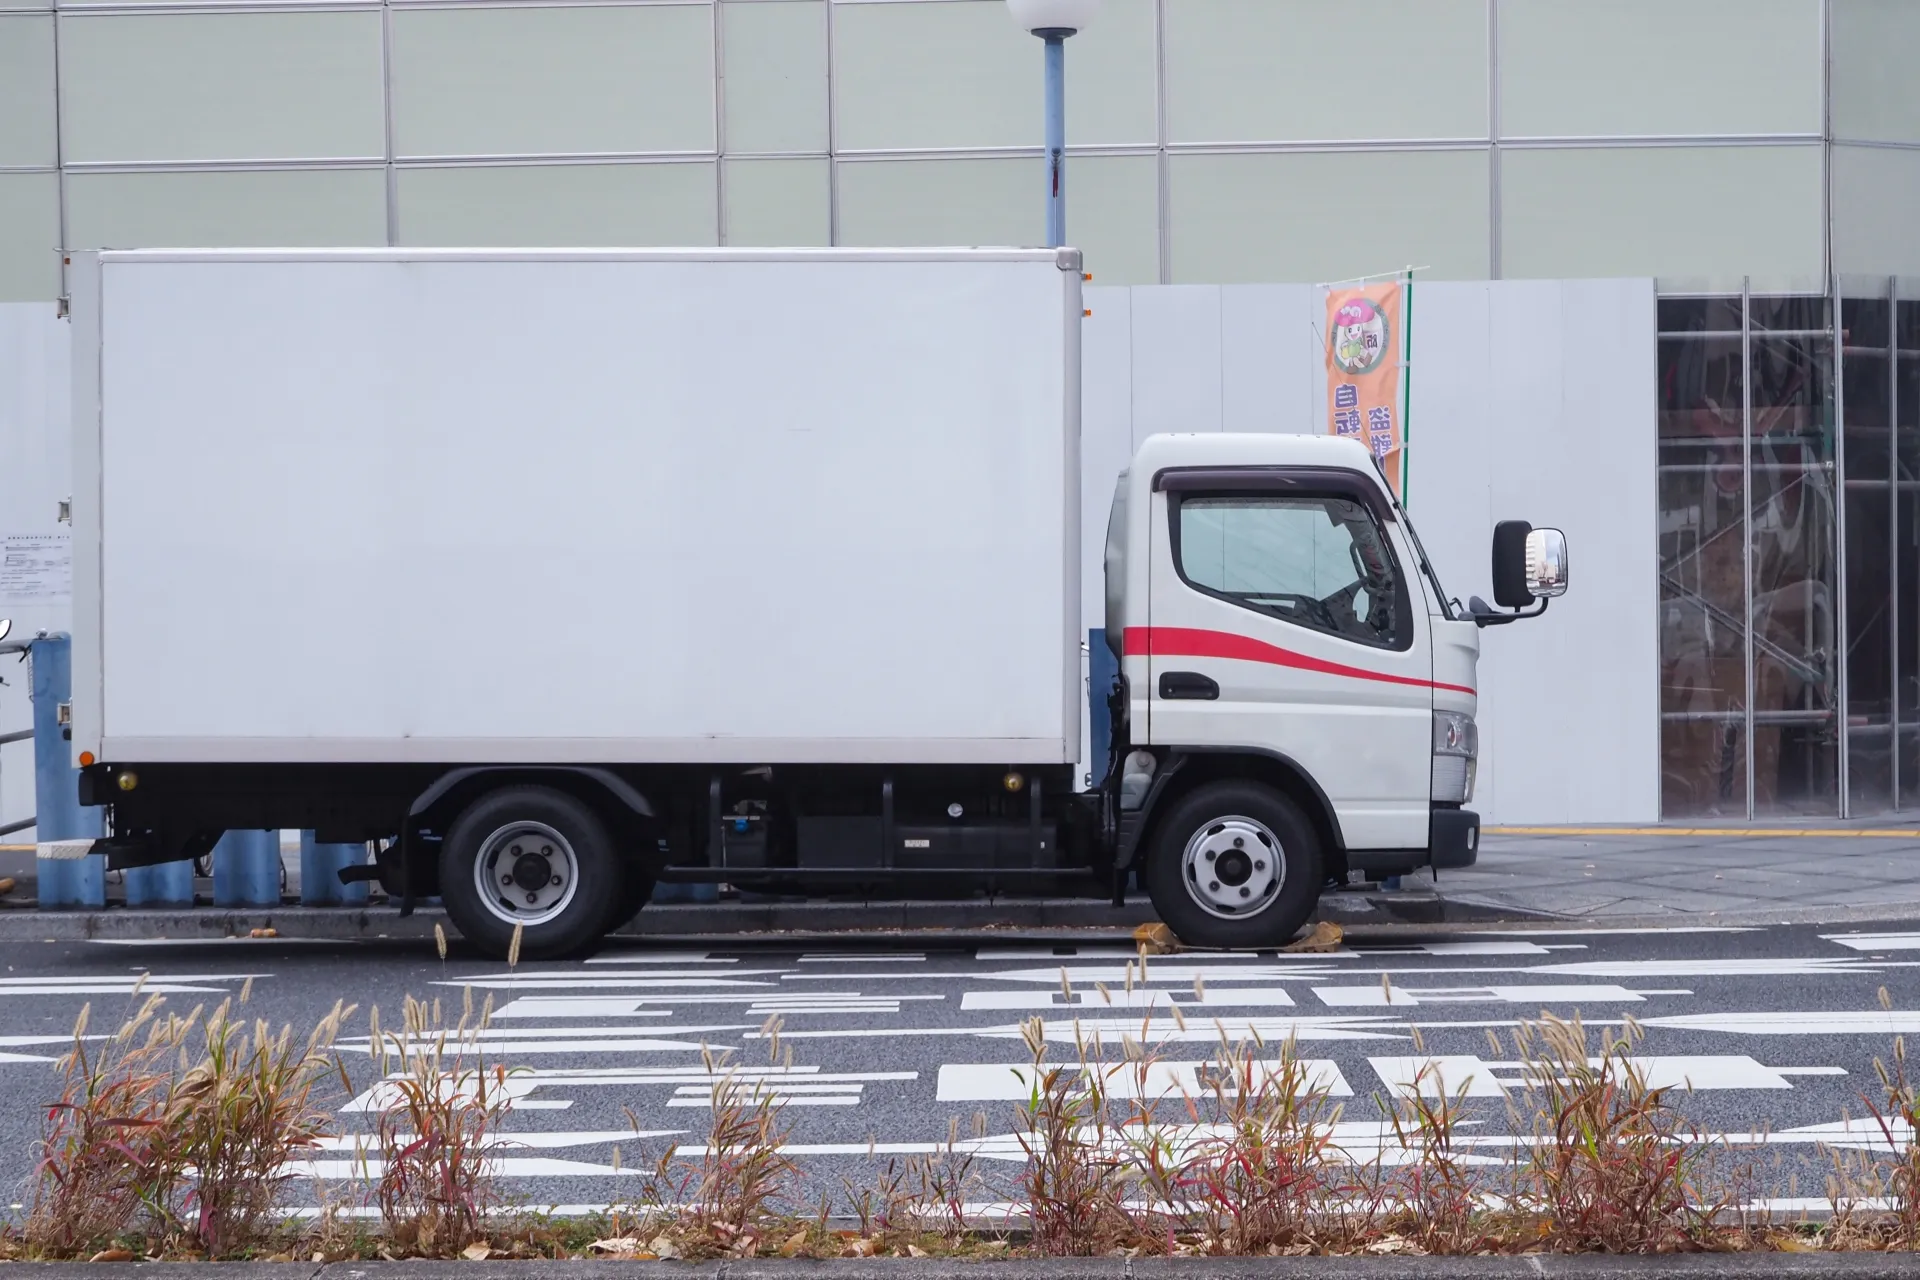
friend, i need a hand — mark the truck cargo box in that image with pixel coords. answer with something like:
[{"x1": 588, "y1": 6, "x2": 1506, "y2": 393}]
[{"x1": 70, "y1": 248, "x2": 1083, "y2": 766}]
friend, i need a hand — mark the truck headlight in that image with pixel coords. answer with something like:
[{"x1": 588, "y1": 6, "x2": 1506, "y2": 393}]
[{"x1": 1431, "y1": 711, "x2": 1478, "y2": 803}]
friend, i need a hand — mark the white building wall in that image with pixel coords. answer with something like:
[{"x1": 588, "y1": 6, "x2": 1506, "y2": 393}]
[{"x1": 0, "y1": 0, "x2": 1849, "y2": 303}]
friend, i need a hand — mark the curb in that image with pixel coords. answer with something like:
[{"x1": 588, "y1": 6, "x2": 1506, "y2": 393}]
[
  {"x1": 5, "y1": 894, "x2": 1920, "y2": 948},
  {"x1": 12, "y1": 1257, "x2": 1920, "y2": 1279},
  {"x1": 0, "y1": 890, "x2": 1551, "y2": 946}
]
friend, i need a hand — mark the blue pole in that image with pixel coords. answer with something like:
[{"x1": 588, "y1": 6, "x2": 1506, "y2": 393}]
[
  {"x1": 123, "y1": 860, "x2": 194, "y2": 907},
  {"x1": 1043, "y1": 33, "x2": 1066, "y2": 248},
  {"x1": 30, "y1": 635, "x2": 105, "y2": 908},
  {"x1": 300, "y1": 831, "x2": 368, "y2": 906},
  {"x1": 212, "y1": 829, "x2": 280, "y2": 908}
]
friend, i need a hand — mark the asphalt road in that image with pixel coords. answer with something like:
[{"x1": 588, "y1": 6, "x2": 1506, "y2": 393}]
[{"x1": 0, "y1": 923, "x2": 1915, "y2": 1221}]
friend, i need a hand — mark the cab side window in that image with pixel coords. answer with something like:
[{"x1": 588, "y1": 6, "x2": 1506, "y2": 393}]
[{"x1": 1172, "y1": 493, "x2": 1409, "y2": 650}]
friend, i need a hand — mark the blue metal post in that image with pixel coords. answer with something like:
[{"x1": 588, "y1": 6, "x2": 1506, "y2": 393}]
[
  {"x1": 300, "y1": 832, "x2": 368, "y2": 906},
  {"x1": 1043, "y1": 33, "x2": 1067, "y2": 248},
  {"x1": 1088, "y1": 627, "x2": 1117, "y2": 781},
  {"x1": 31, "y1": 635, "x2": 105, "y2": 908},
  {"x1": 212, "y1": 829, "x2": 281, "y2": 908},
  {"x1": 123, "y1": 860, "x2": 194, "y2": 906}
]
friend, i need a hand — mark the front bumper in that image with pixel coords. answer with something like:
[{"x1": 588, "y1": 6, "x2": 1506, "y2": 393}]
[{"x1": 1430, "y1": 806, "x2": 1480, "y2": 869}]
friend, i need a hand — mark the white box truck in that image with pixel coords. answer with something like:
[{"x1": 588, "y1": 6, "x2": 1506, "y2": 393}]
[{"x1": 66, "y1": 247, "x2": 1567, "y2": 957}]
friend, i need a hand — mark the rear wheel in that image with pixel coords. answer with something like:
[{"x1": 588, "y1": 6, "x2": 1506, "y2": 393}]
[
  {"x1": 439, "y1": 786, "x2": 619, "y2": 959},
  {"x1": 1142, "y1": 781, "x2": 1322, "y2": 950}
]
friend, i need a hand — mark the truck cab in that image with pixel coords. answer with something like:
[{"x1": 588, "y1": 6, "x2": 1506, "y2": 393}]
[{"x1": 1099, "y1": 433, "x2": 1560, "y2": 948}]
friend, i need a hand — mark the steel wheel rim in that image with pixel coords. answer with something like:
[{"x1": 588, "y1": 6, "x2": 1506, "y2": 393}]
[
  {"x1": 473, "y1": 820, "x2": 580, "y2": 927},
  {"x1": 1180, "y1": 815, "x2": 1284, "y2": 920}
]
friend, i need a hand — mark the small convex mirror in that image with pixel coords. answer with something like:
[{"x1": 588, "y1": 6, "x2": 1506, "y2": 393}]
[
  {"x1": 1525, "y1": 528, "x2": 1568, "y2": 598},
  {"x1": 0, "y1": 618, "x2": 11, "y2": 644}
]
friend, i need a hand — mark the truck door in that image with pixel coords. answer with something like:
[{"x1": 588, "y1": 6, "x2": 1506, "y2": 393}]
[{"x1": 1141, "y1": 469, "x2": 1435, "y2": 851}]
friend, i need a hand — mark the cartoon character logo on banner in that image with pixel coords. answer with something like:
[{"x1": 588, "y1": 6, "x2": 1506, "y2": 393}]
[{"x1": 1330, "y1": 297, "x2": 1390, "y2": 377}]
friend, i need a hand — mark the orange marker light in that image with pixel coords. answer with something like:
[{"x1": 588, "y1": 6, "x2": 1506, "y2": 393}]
[{"x1": 79, "y1": 751, "x2": 95, "y2": 766}]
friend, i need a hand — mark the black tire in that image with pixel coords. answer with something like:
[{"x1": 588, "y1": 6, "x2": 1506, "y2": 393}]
[
  {"x1": 439, "y1": 786, "x2": 620, "y2": 960},
  {"x1": 605, "y1": 862, "x2": 659, "y2": 934},
  {"x1": 1142, "y1": 781, "x2": 1323, "y2": 950}
]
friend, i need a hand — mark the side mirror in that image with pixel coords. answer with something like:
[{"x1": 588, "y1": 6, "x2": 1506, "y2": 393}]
[
  {"x1": 1525, "y1": 527, "x2": 1568, "y2": 598},
  {"x1": 1475, "y1": 522, "x2": 1568, "y2": 626}
]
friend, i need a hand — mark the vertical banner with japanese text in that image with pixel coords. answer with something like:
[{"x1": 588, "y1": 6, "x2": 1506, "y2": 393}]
[{"x1": 1324, "y1": 277, "x2": 1409, "y2": 497}]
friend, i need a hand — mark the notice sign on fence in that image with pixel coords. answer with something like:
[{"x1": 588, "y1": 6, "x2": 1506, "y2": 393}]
[
  {"x1": 1324, "y1": 278, "x2": 1408, "y2": 496},
  {"x1": 1, "y1": 533, "x2": 71, "y2": 603}
]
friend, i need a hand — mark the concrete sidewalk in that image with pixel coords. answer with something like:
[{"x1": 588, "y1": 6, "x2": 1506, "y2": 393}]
[{"x1": 1435, "y1": 821, "x2": 1920, "y2": 919}]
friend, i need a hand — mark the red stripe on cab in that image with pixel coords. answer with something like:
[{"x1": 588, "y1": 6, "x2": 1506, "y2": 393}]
[{"x1": 1123, "y1": 626, "x2": 1476, "y2": 697}]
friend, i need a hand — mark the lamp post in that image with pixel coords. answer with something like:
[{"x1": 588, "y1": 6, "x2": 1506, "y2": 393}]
[{"x1": 1005, "y1": 0, "x2": 1098, "y2": 248}]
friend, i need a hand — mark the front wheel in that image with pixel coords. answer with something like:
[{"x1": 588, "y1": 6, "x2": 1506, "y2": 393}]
[
  {"x1": 1142, "y1": 781, "x2": 1323, "y2": 950},
  {"x1": 439, "y1": 786, "x2": 619, "y2": 959}
]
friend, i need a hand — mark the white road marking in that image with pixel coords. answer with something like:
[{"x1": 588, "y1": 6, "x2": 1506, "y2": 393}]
[
  {"x1": 442, "y1": 974, "x2": 782, "y2": 989},
  {"x1": 1524, "y1": 958, "x2": 1892, "y2": 978},
  {"x1": 1352, "y1": 942, "x2": 1562, "y2": 956},
  {"x1": 934, "y1": 1058, "x2": 1352, "y2": 1101},
  {"x1": 960, "y1": 986, "x2": 1296, "y2": 1011},
  {"x1": 1639, "y1": 1010, "x2": 1920, "y2": 1035},
  {"x1": 342, "y1": 1064, "x2": 917, "y2": 1113},
  {"x1": 798, "y1": 953, "x2": 927, "y2": 963},
  {"x1": 938, "y1": 963, "x2": 1348, "y2": 985},
  {"x1": 1369, "y1": 1054, "x2": 1845, "y2": 1098},
  {"x1": 314, "y1": 1129, "x2": 682, "y2": 1152},
  {"x1": 1314, "y1": 983, "x2": 1662, "y2": 1007},
  {"x1": 486, "y1": 993, "x2": 941, "y2": 1018},
  {"x1": 1484, "y1": 927, "x2": 1758, "y2": 936},
  {"x1": 1822, "y1": 932, "x2": 1920, "y2": 951},
  {"x1": 584, "y1": 953, "x2": 726, "y2": 964}
]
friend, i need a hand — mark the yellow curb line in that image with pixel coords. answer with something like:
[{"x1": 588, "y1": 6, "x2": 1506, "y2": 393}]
[{"x1": 1485, "y1": 826, "x2": 1920, "y2": 839}]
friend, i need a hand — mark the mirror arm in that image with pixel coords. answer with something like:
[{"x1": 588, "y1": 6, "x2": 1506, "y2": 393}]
[{"x1": 1467, "y1": 595, "x2": 1551, "y2": 629}]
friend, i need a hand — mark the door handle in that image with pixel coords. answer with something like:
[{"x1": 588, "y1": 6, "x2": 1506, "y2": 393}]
[{"x1": 1158, "y1": 670, "x2": 1219, "y2": 700}]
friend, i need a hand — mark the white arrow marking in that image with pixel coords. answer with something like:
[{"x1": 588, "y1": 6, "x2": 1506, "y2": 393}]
[
  {"x1": 1639, "y1": 1010, "x2": 1920, "y2": 1035},
  {"x1": 440, "y1": 974, "x2": 783, "y2": 990},
  {"x1": 1369, "y1": 1054, "x2": 1846, "y2": 1098},
  {"x1": 584, "y1": 953, "x2": 725, "y2": 964},
  {"x1": 935, "y1": 1058, "x2": 1351, "y2": 1102},
  {"x1": 759, "y1": 1015, "x2": 1402, "y2": 1043},
  {"x1": 1315, "y1": 984, "x2": 1663, "y2": 1007},
  {"x1": 960, "y1": 987, "x2": 1295, "y2": 1011},
  {"x1": 1352, "y1": 942, "x2": 1562, "y2": 956},
  {"x1": 1822, "y1": 932, "x2": 1920, "y2": 952},
  {"x1": 487, "y1": 993, "x2": 940, "y2": 1018}
]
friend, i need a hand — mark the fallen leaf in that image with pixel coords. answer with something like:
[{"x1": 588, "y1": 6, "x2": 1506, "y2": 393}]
[
  {"x1": 778, "y1": 1228, "x2": 809, "y2": 1257},
  {"x1": 906, "y1": 1244, "x2": 928, "y2": 1258},
  {"x1": 843, "y1": 1237, "x2": 880, "y2": 1258},
  {"x1": 311, "y1": 1254, "x2": 325, "y2": 1264},
  {"x1": 249, "y1": 927, "x2": 280, "y2": 939},
  {"x1": 0, "y1": 878, "x2": 15, "y2": 895},
  {"x1": 587, "y1": 1237, "x2": 642, "y2": 1258},
  {"x1": 1775, "y1": 1237, "x2": 1819, "y2": 1253},
  {"x1": 461, "y1": 1242, "x2": 494, "y2": 1261},
  {"x1": 1132, "y1": 922, "x2": 1181, "y2": 954},
  {"x1": 267, "y1": 1252, "x2": 293, "y2": 1263},
  {"x1": 1284, "y1": 920, "x2": 1344, "y2": 953},
  {"x1": 88, "y1": 1249, "x2": 134, "y2": 1263},
  {"x1": 649, "y1": 1234, "x2": 681, "y2": 1260}
]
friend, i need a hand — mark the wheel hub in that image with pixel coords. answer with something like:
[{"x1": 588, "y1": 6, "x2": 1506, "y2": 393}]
[
  {"x1": 473, "y1": 821, "x2": 580, "y2": 927},
  {"x1": 510, "y1": 850, "x2": 554, "y2": 892},
  {"x1": 1181, "y1": 816, "x2": 1284, "y2": 920}
]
